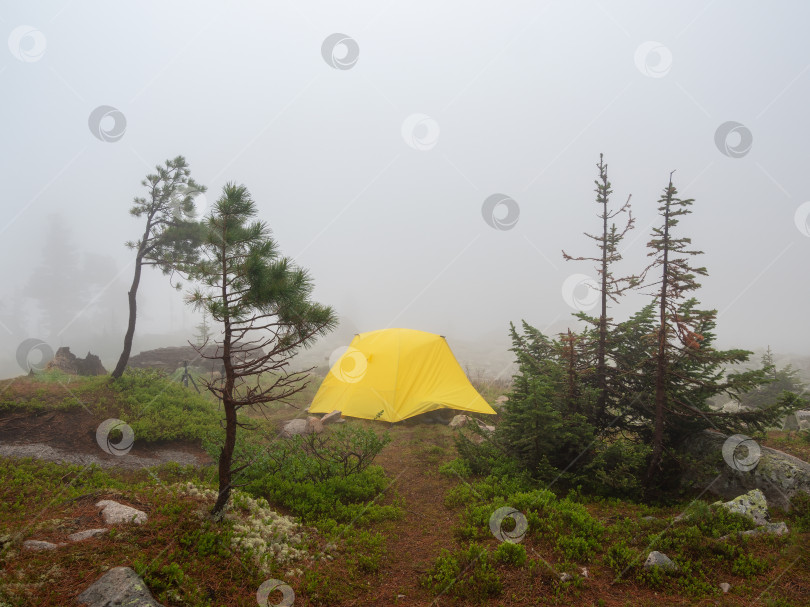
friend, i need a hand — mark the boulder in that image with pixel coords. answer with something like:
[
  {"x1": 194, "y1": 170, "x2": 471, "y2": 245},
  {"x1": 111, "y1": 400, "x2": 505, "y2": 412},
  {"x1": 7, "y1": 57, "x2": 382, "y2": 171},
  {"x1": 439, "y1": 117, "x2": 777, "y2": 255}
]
[
  {"x1": 783, "y1": 411, "x2": 810, "y2": 432},
  {"x1": 77, "y1": 566, "x2": 164, "y2": 607},
  {"x1": 45, "y1": 347, "x2": 107, "y2": 376},
  {"x1": 713, "y1": 489, "x2": 770, "y2": 526},
  {"x1": 643, "y1": 551, "x2": 677, "y2": 572},
  {"x1": 68, "y1": 528, "x2": 108, "y2": 542},
  {"x1": 96, "y1": 500, "x2": 147, "y2": 525},
  {"x1": 320, "y1": 410, "x2": 343, "y2": 425},
  {"x1": 681, "y1": 430, "x2": 810, "y2": 511},
  {"x1": 720, "y1": 582, "x2": 731, "y2": 593}
]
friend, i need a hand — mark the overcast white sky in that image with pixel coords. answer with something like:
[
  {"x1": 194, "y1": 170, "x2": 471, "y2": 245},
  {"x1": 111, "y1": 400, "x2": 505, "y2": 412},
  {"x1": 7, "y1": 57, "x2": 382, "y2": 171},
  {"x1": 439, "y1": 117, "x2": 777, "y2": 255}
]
[{"x1": 2, "y1": 1, "x2": 809, "y2": 376}]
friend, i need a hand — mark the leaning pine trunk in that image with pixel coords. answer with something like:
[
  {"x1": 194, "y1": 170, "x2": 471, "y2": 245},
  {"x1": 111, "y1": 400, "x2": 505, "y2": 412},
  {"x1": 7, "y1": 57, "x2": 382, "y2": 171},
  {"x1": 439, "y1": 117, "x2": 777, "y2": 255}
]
[{"x1": 111, "y1": 254, "x2": 144, "y2": 379}]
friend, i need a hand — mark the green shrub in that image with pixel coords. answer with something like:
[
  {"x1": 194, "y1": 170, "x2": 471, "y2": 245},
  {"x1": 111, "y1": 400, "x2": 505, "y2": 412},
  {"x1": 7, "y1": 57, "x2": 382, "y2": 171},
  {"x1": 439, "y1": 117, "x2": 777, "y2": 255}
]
[
  {"x1": 732, "y1": 552, "x2": 770, "y2": 578},
  {"x1": 603, "y1": 540, "x2": 637, "y2": 576},
  {"x1": 204, "y1": 422, "x2": 399, "y2": 525},
  {"x1": 421, "y1": 543, "x2": 502, "y2": 601},
  {"x1": 492, "y1": 541, "x2": 527, "y2": 566}
]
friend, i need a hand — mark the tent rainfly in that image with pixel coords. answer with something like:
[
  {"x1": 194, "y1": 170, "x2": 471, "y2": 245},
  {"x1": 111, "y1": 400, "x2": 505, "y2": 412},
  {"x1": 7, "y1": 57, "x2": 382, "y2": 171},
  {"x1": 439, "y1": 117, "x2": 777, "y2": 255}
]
[{"x1": 309, "y1": 328, "x2": 497, "y2": 422}]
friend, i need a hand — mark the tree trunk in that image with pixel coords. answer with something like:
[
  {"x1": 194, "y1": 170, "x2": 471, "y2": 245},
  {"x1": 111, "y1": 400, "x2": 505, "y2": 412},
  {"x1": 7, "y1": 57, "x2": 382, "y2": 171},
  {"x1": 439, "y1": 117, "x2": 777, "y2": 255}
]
[
  {"x1": 111, "y1": 253, "x2": 144, "y2": 379},
  {"x1": 211, "y1": 397, "x2": 237, "y2": 516},
  {"x1": 596, "y1": 198, "x2": 609, "y2": 419},
  {"x1": 645, "y1": 189, "x2": 672, "y2": 486},
  {"x1": 212, "y1": 246, "x2": 235, "y2": 517}
]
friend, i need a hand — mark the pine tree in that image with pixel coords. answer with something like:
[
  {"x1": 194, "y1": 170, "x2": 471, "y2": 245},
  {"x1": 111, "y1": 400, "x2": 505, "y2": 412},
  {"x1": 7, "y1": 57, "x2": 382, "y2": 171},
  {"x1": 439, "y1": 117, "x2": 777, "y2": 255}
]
[
  {"x1": 186, "y1": 183, "x2": 336, "y2": 515},
  {"x1": 111, "y1": 156, "x2": 206, "y2": 379}
]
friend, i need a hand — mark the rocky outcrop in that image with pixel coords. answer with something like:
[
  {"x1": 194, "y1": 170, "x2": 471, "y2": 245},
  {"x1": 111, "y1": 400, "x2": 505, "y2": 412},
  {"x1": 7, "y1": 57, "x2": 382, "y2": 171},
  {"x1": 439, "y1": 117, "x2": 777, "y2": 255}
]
[
  {"x1": 77, "y1": 566, "x2": 164, "y2": 607},
  {"x1": 128, "y1": 344, "x2": 265, "y2": 373},
  {"x1": 45, "y1": 347, "x2": 107, "y2": 376},
  {"x1": 681, "y1": 430, "x2": 810, "y2": 511},
  {"x1": 783, "y1": 411, "x2": 810, "y2": 431}
]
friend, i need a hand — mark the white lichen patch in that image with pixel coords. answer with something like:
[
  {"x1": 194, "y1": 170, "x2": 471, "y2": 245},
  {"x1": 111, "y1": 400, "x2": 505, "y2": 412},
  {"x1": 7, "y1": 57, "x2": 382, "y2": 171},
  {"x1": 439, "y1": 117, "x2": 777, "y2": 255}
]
[{"x1": 175, "y1": 482, "x2": 310, "y2": 574}]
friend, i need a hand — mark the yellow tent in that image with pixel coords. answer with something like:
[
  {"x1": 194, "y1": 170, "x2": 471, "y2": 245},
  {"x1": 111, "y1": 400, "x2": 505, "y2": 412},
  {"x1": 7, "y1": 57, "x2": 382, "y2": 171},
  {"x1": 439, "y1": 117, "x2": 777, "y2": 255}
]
[{"x1": 309, "y1": 328, "x2": 496, "y2": 422}]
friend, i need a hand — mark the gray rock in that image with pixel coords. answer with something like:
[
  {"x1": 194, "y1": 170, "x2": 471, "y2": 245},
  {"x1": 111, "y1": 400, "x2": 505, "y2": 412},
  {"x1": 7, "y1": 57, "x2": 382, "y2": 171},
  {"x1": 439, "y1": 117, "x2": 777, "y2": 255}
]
[
  {"x1": 742, "y1": 521, "x2": 789, "y2": 537},
  {"x1": 96, "y1": 500, "x2": 147, "y2": 525},
  {"x1": 783, "y1": 411, "x2": 810, "y2": 432},
  {"x1": 449, "y1": 414, "x2": 470, "y2": 429},
  {"x1": 559, "y1": 572, "x2": 573, "y2": 582},
  {"x1": 280, "y1": 418, "x2": 308, "y2": 437},
  {"x1": 320, "y1": 410, "x2": 342, "y2": 425},
  {"x1": 77, "y1": 566, "x2": 164, "y2": 607},
  {"x1": 643, "y1": 551, "x2": 677, "y2": 572},
  {"x1": 681, "y1": 430, "x2": 810, "y2": 511},
  {"x1": 714, "y1": 489, "x2": 770, "y2": 526},
  {"x1": 720, "y1": 582, "x2": 731, "y2": 593},
  {"x1": 68, "y1": 528, "x2": 108, "y2": 542},
  {"x1": 23, "y1": 540, "x2": 64, "y2": 551}
]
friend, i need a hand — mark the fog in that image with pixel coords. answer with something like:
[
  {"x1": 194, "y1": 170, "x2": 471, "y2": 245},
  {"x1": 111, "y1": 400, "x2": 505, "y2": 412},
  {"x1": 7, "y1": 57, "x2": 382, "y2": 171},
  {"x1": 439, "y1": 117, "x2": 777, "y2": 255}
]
[{"x1": 2, "y1": 1, "x2": 810, "y2": 379}]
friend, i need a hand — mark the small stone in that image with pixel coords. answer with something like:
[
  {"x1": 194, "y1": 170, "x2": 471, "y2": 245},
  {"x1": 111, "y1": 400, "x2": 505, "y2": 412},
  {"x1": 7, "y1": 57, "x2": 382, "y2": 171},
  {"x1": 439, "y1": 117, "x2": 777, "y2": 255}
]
[
  {"x1": 320, "y1": 410, "x2": 342, "y2": 425},
  {"x1": 67, "y1": 528, "x2": 108, "y2": 542},
  {"x1": 280, "y1": 418, "x2": 308, "y2": 437},
  {"x1": 643, "y1": 551, "x2": 677, "y2": 572},
  {"x1": 96, "y1": 500, "x2": 147, "y2": 525},
  {"x1": 642, "y1": 515, "x2": 657, "y2": 521},
  {"x1": 580, "y1": 567, "x2": 589, "y2": 578},
  {"x1": 559, "y1": 572, "x2": 573, "y2": 582},
  {"x1": 23, "y1": 540, "x2": 64, "y2": 551},
  {"x1": 449, "y1": 414, "x2": 470, "y2": 429},
  {"x1": 720, "y1": 582, "x2": 731, "y2": 593},
  {"x1": 306, "y1": 416, "x2": 324, "y2": 434},
  {"x1": 397, "y1": 594, "x2": 406, "y2": 600}
]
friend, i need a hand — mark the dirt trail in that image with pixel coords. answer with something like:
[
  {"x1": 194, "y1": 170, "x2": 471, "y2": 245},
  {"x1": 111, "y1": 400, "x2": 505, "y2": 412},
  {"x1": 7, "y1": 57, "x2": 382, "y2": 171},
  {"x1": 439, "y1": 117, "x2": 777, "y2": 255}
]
[{"x1": 357, "y1": 427, "x2": 461, "y2": 606}]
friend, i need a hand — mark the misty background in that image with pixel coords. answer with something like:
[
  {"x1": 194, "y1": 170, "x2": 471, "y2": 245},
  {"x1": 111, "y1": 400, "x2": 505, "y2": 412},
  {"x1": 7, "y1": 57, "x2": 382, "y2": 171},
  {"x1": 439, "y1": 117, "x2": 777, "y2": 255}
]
[{"x1": 2, "y1": 1, "x2": 809, "y2": 381}]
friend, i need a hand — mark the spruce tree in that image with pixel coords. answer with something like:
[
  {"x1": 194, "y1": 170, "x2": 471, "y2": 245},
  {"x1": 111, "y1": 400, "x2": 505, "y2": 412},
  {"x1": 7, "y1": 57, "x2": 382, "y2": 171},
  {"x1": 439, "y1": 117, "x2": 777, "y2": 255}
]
[{"x1": 563, "y1": 154, "x2": 638, "y2": 423}]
